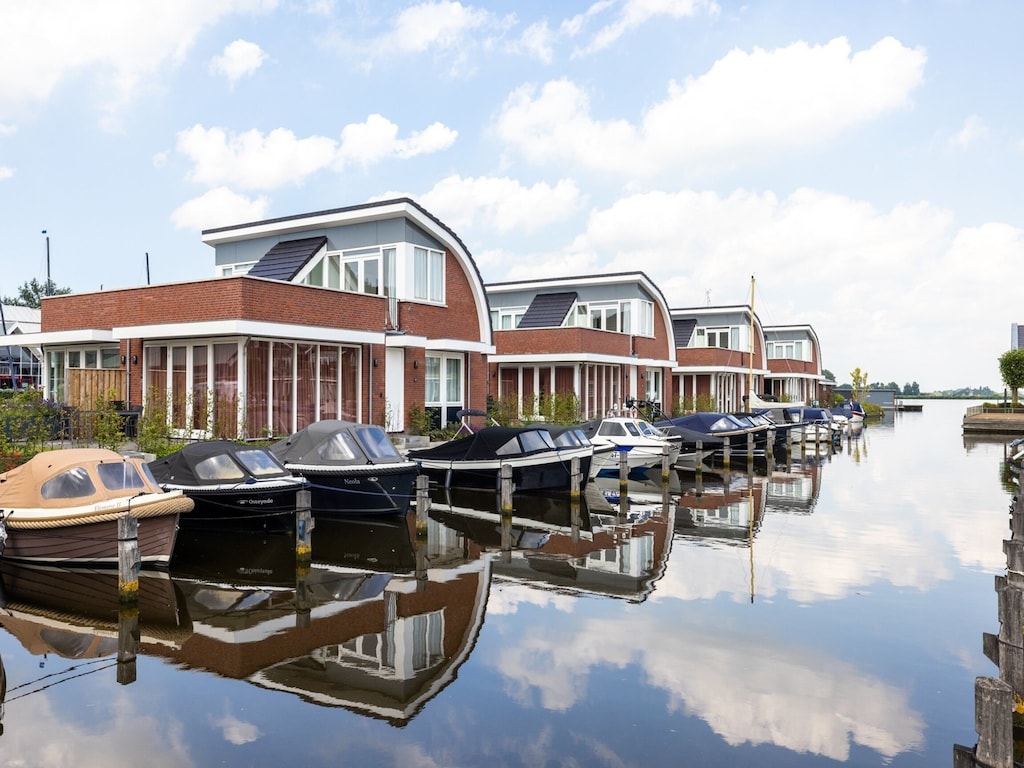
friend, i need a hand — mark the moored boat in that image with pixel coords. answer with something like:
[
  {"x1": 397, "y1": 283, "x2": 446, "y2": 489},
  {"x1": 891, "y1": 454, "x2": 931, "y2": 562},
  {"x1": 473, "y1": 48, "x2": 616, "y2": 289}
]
[
  {"x1": 578, "y1": 417, "x2": 681, "y2": 476},
  {"x1": 147, "y1": 440, "x2": 308, "y2": 533},
  {"x1": 407, "y1": 426, "x2": 591, "y2": 492},
  {"x1": 0, "y1": 448, "x2": 192, "y2": 567},
  {"x1": 270, "y1": 420, "x2": 419, "y2": 517}
]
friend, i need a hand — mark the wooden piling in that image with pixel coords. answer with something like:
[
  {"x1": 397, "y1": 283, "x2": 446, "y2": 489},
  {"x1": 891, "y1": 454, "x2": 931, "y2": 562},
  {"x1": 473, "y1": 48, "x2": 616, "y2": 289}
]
[
  {"x1": 722, "y1": 437, "x2": 731, "y2": 470},
  {"x1": 619, "y1": 450, "x2": 629, "y2": 501},
  {"x1": 975, "y1": 676, "x2": 1014, "y2": 768},
  {"x1": 746, "y1": 431, "x2": 754, "y2": 462},
  {"x1": 500, "y1": 463, "x2": 514, "y2": 516},
  {"x1": 570, "y1": 456, "x2": 581, "y2": 503},
  {"x1": 117, "y1": 514, "x2": 139, "y2": 606},
  {"x1": 295, "y1": 489, "x2": 313, "y2": 566},
  {"x1": 415, "y1": 474, "x2": 430, "y2": 539},
  {"x1": 661, "y1": 444, "x2": 671, "y2": 486}
]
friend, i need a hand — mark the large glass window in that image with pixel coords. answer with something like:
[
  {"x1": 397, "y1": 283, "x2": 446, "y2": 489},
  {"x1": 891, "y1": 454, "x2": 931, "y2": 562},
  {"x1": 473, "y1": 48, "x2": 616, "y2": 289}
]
[
  {"x1": 426, "y1": 353, "x2": 464, "y2": 429},
  {"x1": 414, "y1": 247, "x2": 444, "y2": 302}
]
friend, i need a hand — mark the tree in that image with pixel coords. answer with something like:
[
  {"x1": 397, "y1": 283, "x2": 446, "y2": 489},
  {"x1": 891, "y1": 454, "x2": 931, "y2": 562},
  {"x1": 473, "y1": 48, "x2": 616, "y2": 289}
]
[
  {"x1": 821, "y1": 368, "x2": 835, "y2": 383},
  {"x1": 2, "y1": 278, "x2": 72, "y2": 309},
  {"x1": 850, "y1": 367, "x2": 868, "y2": 402},
  {"x1": 999, "y1": 349, "x2": 1024, "y2": 407}
]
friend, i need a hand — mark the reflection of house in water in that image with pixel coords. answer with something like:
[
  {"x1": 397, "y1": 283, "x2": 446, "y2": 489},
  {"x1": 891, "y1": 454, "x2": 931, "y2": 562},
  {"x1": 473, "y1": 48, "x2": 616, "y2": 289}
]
[
  {"x1": 154, "y1": 516, "x2": 490, "y2": 725},
  {"x1": 762, "y1": 459, "x2": 823, "y2": 516},
  {"x1": 674, "y1": 468, "x2": 767, "y2": 543},
  {"x1": 428, "y1": 486, "x2": 674, "y2": 602}
]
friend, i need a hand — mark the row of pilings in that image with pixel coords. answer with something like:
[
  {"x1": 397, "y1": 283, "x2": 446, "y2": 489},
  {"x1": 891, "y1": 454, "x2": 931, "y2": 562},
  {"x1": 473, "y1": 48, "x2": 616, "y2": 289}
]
[{"x1": 954, "y1": 486, "x2": 1024, "y2": 767}]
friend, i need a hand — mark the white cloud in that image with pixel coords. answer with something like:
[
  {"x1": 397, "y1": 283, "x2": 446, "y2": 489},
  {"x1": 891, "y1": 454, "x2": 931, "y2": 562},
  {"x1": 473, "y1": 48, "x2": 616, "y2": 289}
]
[
  {"x1": 209, "y1": 39, "x2": 268, "y2": 86},
  {"x1": 0, "y1": 0, "x2": 278, "y2": 126},
  {"x1": 496, "y1": 37, "x2": 926, "y2": 176},
  {"x1": 177, "y1": 117, "x2": 456, "y2": 190},
  {"x1": 567, "y1": 0, "x2": 720, "y2": 57},
  {"x1": 0, "y1": 122, "x2": 15, "y2": 136},
  {"x1": 0, "y1": 166, "x2": 13, "y2": 180},
  {"x1": 419, "y1": 174, "x2": 583, "y2": 234},
  {"x1": 949, "y1": 114, "x2": 988, "y2": 150},
  {"x1": 171, "y1": 186, "x2": 270, "y2": 231},
  {"x1": 508, "y1": 20, "x2": 555, "y2": 63},
  {"x1": 327, "y1": 1, "x2": 516, "y2": 77}
]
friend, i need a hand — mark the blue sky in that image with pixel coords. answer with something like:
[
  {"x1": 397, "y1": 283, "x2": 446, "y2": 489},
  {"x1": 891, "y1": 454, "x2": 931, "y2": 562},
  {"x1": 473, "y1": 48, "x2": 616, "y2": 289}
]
[{"x1": 1, "y1": 0, "x2": 1020, "y2": 391}]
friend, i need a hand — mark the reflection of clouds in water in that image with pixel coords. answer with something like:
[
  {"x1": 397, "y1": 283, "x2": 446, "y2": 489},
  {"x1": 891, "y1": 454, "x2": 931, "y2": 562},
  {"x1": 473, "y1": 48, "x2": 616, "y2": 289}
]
[
  {"x1": 487, "y1": 582, "x2": 577, "y2": 615},
  {"x1": 660, "y1": 492, "x2": 1006, "y2": 606},
  {"x1": 3, "y1": 688, "x2": 192, "y2": 767},
  {"x1": 493, "y1": 614, "x2": 924, "y2": 761},
  {"x1": 211, "y1": 703, "x2": 260, "y2": 745}
]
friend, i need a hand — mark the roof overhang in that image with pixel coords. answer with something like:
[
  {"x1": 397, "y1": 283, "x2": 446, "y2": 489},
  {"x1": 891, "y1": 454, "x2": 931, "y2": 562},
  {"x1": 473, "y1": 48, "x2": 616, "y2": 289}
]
[
  {"x1": 10, "y1": 329, "x2": 116, "y2": 346},
  {"x1": 492, "y1": 353, "x2": 676, "y2": 367}
]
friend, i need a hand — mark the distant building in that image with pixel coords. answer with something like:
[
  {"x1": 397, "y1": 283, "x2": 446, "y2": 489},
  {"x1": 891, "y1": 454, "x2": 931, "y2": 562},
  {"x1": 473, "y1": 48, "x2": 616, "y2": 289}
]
[
  {"x1": 0, "y1": 304, "x2": 42, "y2": 389},
  {"x1": 1013, "y1": 323, "x2": 1024, "y2": 350}
]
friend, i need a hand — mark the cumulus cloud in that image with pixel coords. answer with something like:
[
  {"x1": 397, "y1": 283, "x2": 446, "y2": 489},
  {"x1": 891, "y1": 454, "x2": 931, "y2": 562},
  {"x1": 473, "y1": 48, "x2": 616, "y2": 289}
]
[
  {"x1": 171, "y1": 186, "x2": 270, "y2": 230},
  {"x1": 176, "y1": 116, "x2": 456, "y2": 189},
  {"x1": 496, "y1": 37, "x2": 926, "y2": 176},
  {"x1": 565, "y1": 0, "x2": 720, "y2": 57},
  {"x1": 325, "y1": 1, "x2": 516, "y2": 77},
  {"x1": 0, "y1": 0, "x2": 278, "y2": 127},
  {"x1": 948, "y1": 114, "x2": 988, "y2": 150},
  {"x1": 209, "y1": 39, "x2": 268, "y2": 85},
  {"x1": 507, "y1": 20, "x2": 556, "y2": 63},
  {"x1": 418, "y1": 174, "x2": 584, "y2": 234},
  {"x1": 0, "y1": 166, "x2": 13, "y2": 180}
]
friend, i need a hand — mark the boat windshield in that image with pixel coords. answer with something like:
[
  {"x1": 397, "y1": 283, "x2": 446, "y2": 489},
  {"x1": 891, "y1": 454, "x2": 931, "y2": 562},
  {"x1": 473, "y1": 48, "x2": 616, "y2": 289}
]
[
  {"x1": 355, "y1": 426, "x2": 402, "y2": 460},
  {"x1": 97, "y1": 461, "x2": 147, "y2": 492},
  {"x1": 236, "y1": 449, "x2": 289, "y2": 477},
  {"x1": 316, "y1": 432, "x2": 360, "y2": 461},
  {"x1": 552, "y1": 430, "x2": 584, "y2": 448},
  {"x1": 623, "y1": 421, "x2": 642, "y2": 437},
  {"x1": 41, "y1": 467, "x2": 97, "y2": 499},
  {"x1": 519, "y1": 430, "x2": 556, "y2": 452},
  {"x1": 636, "y1": 421, "x2": 661, "y2": 437},
  {"x1": 194, "y1": 454, "x2": 246, "y2": 482}
]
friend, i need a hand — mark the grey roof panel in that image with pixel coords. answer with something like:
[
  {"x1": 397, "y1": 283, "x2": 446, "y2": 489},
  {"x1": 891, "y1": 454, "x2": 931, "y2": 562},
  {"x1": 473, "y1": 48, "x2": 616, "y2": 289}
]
[
  {"x1": 248, "y1": 236, "x2": 328, "y2": 281},
  {"x1": 672, "y1": 317, "x2": 697, "y2": 346},
  {"x1": 517, "y1": 292, "x2": 578, "y2": 329}
]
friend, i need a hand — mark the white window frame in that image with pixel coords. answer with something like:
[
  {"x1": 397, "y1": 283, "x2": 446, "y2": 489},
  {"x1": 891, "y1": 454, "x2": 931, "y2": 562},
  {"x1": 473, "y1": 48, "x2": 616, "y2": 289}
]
[
  {"x1": 413, "y1": 246, "x2": 445, "y2": 303},
  {"x1": 491, "y1": 306, "x2": 527, "y2": 330}
]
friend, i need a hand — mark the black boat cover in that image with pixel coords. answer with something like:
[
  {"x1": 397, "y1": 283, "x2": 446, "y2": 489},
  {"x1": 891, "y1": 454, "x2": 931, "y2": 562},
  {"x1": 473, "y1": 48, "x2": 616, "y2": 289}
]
[
  {"x1": 270, "y1": 420, "x2": 409, "y2": 466},
  {"x1": 147, "y1": 440, "x2": 294, "y2": 485},
  {"x1": 407, "y1": 426, "x2": 558, "y2": 461}
]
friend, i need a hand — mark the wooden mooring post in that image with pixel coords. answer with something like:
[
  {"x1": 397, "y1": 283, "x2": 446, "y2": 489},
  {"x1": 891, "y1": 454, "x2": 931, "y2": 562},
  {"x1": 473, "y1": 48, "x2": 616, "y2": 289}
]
[
  {"x1": 117, "y1": 514, "x2": 139, "y2": 606},
  {"x1": 500, "y1": 463, "x2": 513, "y2": 563},
  {"x1": 295, "y1": 489, "x2": 313, "y2": 567},
  {"x1": 415, "y1": 474, "x2": 430, "y2": 539}
]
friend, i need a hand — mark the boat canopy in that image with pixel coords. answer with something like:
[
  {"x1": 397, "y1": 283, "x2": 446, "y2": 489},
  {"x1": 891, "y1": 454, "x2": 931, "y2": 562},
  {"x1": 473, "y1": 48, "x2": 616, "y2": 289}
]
[
  {"x1": 408, "y1": 426, "x2": 558, "y2": 462},
  {"x1": 0, "y1": 448, "x2": 163, "y2": 509},
  {"x1": 271, "y1": 420, "x2": 409, "y2": 467},
  {"x1": 148, "y1": 440, "x2": 294, "y2": 486}
]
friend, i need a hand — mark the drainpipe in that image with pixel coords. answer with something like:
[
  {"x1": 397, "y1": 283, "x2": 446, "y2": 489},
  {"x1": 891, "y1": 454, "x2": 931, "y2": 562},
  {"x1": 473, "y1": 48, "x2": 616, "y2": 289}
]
[{"x1": 367, "y1": 344, "x2": 373, "y2": 425}]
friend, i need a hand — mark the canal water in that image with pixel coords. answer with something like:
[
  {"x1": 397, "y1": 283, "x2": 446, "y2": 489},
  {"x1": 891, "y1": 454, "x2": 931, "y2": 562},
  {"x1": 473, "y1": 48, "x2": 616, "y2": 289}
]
[{"x1": 0, "y1": 399, "x2": 1015, "y2": 767}]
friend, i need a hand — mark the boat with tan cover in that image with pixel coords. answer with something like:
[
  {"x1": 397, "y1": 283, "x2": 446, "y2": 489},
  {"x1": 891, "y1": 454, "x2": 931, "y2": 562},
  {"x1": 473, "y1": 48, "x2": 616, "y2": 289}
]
[{"x1": 0, "y1": 449, "x2": 193, "y2": 567}]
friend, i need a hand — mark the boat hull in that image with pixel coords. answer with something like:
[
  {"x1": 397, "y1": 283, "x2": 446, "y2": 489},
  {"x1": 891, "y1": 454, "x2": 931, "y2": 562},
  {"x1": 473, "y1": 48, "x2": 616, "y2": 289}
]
[
  {"x1": 287, "y1": 463, "x2": 419, "y2": 517},
  {"x1": 169, "y1": 481, "x2": 306, "y2": 533},
  {"x1": 1, "y1": 510, "x2": 182, "y2": 567},
  {"x1": 416, "y1": 450, "x2": 585, "y2": 492}
]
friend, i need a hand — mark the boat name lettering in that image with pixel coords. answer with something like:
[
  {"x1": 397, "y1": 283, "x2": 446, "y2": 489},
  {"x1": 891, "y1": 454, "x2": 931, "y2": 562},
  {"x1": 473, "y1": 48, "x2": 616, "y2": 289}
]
[{"x1": 238, "y1": 498, "x2": 274, "y2": 505}]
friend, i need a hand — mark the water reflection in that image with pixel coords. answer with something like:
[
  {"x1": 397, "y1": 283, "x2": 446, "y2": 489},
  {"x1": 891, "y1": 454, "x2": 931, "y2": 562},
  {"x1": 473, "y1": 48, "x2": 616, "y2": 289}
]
[
  {"x1": 0, "y1": 404, "x2": 1006, "y2": 766},
  {"x1": 429, "y1": 485, "x2": 673, "y2": 602}
]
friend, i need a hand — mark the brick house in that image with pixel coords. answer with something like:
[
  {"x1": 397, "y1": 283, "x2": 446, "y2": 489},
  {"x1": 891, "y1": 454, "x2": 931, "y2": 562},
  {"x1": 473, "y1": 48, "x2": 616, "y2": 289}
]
[
  {"x1": 485, "y1": 273, "x2": 677, "y2": 421},
  {"x1": 671, "y1": 303, "x2": 767, "y2": 412},
  {"x1": 762, "y1": 324, "x2": 826, "y2": 404},
  {"x1": 22, "y1": 198, "x2": 493, "y2": 438}
]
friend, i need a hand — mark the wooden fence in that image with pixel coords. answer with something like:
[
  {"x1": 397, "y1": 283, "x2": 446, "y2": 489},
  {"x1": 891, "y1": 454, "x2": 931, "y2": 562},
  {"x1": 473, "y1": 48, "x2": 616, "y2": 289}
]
[{"x1": 66, "y1": 370, "x2": 127, "y2": 410}]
